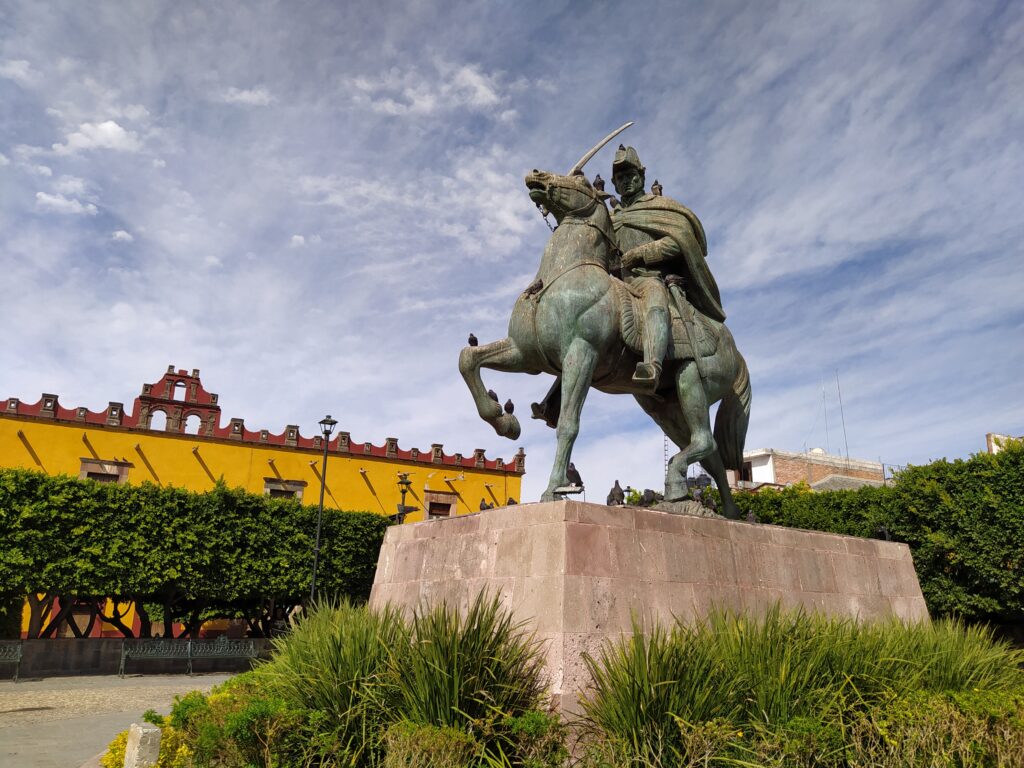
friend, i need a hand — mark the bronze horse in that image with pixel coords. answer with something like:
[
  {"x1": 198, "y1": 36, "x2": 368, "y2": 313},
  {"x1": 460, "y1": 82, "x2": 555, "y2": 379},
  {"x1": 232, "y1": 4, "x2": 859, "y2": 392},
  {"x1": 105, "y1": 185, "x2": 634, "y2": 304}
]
[{"x1": 459, "y1": 165, "x2": 751, "y2": 518}]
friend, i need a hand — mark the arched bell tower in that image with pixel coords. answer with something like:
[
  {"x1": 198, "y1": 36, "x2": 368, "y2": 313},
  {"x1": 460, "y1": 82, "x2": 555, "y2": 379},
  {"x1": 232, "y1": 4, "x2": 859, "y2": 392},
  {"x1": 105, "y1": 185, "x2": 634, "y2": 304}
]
[{"x1": 134, "y1": 365, "x2": 222, "y2": 436}]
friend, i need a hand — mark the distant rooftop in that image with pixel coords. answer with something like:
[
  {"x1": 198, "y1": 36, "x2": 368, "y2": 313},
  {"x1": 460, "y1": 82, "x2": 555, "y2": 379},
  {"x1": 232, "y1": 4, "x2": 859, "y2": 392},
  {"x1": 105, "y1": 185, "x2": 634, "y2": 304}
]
[{"x1": 743, "y1": 447, "x2": 882, "y2": 473}]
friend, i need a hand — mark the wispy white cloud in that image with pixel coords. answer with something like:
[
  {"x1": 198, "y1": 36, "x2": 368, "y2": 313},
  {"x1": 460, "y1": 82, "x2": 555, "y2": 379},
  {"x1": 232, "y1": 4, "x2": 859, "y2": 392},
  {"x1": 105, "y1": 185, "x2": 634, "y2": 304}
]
[
  {"x1": 53, "y1": 175, "x2": 88, "y2": 195},
  {"x1": 347, "y1": 60, "x2": 512, "y2": 117},
  {"x1": 218, "y1": 86, "x2": 273, "y2": 106},
  {"x1": 52, "y1": 120, "x2": 142, "y2": 154},
  {"x1": 111, "y1": 229, "x2": 133, "y2": 242},
  {"x1": 117, "y1": 104, "x2": 149, "y2": 121},
  {"x1": 0, "y1": 153, "x2": 9, "y2": 166},
  {"x1": 35, "y1": 191, "x2": 98, "y2": 215},
  {"x1": 0, "y1": 59, "x2": 33, "y2": 83},
  {"x1": 297, "y1": 144, "x2": 535, "y2": 260}
]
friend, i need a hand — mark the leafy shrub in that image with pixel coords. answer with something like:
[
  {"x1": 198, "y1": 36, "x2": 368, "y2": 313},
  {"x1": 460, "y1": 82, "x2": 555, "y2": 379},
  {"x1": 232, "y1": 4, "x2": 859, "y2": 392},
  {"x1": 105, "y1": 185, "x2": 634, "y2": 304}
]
[
  {"x1": 165, "y1": 677, "x2": 318, "y2": 767},
  {"x1": 99, "y1": 730, "x2": 128, "y2": 768},
  {"x1": 381, "y1": 720, "x2": 481, "y2": 768},
  {"x1": 501, "y1": 710, "x2": 568, "y2": 768}
]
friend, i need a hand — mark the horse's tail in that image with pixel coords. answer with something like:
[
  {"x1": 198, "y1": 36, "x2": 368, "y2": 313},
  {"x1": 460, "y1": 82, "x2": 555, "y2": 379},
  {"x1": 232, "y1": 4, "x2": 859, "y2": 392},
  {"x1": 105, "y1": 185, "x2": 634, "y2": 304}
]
[{"x1": 714, "y1": 354, "x2": 751, "y2": 471}]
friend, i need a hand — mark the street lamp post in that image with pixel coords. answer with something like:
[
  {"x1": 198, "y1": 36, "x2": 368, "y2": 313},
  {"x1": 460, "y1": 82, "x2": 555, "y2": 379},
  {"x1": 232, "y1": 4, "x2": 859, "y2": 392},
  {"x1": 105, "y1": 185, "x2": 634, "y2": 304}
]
[
  {"x1": 310, "y1": 414, "x2": 338, "y2": 603},
  {"x1": 396, "y1": 472, "x2": 412, "y2": 524}
]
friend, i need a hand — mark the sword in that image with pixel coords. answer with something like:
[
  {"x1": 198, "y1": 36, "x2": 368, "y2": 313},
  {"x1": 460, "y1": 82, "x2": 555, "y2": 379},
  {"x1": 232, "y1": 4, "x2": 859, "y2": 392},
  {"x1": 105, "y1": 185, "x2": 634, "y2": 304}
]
[
  {"x1": 567, "y1": 121, "x2": 635, "y2": 176},
  {"x1": 666, "y1": 275, "x2": 706, "y2": 381}
]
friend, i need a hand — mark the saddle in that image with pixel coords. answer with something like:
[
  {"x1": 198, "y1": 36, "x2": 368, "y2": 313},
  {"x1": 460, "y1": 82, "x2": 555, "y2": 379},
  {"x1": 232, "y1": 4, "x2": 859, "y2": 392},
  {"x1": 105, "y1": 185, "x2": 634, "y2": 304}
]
[{"x1": 612, "y1": 278, "x2": 719, "y2": 361}]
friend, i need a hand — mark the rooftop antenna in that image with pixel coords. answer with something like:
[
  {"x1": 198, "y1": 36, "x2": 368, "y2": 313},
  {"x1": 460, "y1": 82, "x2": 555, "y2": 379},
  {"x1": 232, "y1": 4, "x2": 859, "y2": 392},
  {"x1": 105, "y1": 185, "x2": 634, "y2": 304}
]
[
  {"x1": 821, "y1": 378, "x2": 831, "y2": 454},
  {"x1": 835, "y1": 369, "x2": 850, "y2": 463}
]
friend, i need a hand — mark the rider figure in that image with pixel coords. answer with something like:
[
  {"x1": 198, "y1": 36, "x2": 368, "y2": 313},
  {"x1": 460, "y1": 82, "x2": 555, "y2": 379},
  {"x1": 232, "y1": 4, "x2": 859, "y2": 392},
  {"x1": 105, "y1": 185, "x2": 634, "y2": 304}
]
[{"x1": 610, "y1": 145, "x2": 727, "y2": 392}]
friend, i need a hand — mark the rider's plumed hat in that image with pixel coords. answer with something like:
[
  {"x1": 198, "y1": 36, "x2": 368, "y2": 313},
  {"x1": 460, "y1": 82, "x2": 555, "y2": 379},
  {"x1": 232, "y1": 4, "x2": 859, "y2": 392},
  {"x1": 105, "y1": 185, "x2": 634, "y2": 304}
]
[{"x1": 612, "y1": 144, "x2": 644, "y2": 174}]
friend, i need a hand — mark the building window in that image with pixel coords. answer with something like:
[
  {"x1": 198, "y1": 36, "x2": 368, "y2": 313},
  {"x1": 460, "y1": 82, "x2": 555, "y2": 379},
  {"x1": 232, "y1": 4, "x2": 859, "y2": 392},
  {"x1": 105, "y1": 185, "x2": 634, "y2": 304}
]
[
  {"x1": 740, "y1": 461, "x2": 753, "y2": 483},
  {"x1": 263, "y1": 478, "x2": 307, "y2": 501},
  {"x1": 423, "y1": 490, "x2": 458, "y2": 519},
  {"x1": 79, "y1": 458, "x2": 133, "y2": 484}
]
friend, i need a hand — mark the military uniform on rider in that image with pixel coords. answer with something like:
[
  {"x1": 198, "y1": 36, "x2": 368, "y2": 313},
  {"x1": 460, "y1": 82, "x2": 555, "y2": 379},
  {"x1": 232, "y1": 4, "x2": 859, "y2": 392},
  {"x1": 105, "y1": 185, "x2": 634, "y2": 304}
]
[{"x1": 610, "y1": 145, "x2": 726, "y2": 394}]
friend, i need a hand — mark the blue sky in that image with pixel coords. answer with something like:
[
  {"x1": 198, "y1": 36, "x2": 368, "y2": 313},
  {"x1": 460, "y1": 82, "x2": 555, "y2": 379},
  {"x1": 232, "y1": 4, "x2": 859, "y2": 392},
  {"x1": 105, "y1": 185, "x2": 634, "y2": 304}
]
[{"x1": 1, "y1": 0, "x2": 1022, "y2": 501}]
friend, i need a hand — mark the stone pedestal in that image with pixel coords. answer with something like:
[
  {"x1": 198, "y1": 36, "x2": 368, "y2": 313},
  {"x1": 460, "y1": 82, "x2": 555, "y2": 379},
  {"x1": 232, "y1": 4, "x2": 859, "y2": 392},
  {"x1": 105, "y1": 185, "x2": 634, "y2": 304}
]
[{"x1": 369, "y1": 500, "x2": 928, "y2": 715}]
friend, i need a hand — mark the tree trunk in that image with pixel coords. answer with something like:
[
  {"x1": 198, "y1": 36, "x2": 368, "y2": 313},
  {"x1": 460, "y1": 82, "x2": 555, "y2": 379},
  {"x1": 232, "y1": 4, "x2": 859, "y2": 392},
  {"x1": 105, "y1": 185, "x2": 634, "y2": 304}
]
[
  {"x1": 98, "y1": 600, "x2": 137, "y2": 638},
  {"x1": 162, "y1": 602, "x2": 174, "y2": 639},
  {"x1": 180, "y1": 607, "x2": 203, "y2": 639},
  {"x1": 135, "y1": 602, "x2": 151, "y2": 638},
  {"x1": 40, "y1": 596, "x2": 75, "y2": 638},
  {"x1": 26, "y1": 593, "x2": 52, "y2": 639},
  {"x1": 75, "y1": 601, "x2": 99, "y2": 637}
]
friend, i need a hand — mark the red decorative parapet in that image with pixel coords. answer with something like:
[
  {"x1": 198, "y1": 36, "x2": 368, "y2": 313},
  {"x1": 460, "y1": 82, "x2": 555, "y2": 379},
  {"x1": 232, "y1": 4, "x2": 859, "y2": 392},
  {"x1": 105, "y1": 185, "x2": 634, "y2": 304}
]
[{"x1": 2, "y1": 366, "x2": 524, "y2": 474}]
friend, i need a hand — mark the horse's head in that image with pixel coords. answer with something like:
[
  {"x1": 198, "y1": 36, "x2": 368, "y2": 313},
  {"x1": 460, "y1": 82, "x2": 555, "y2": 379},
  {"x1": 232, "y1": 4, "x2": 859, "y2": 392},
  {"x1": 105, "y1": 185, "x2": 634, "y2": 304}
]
[{"x1": 525, "y1": 169, "x2": 605, "y2": 223}]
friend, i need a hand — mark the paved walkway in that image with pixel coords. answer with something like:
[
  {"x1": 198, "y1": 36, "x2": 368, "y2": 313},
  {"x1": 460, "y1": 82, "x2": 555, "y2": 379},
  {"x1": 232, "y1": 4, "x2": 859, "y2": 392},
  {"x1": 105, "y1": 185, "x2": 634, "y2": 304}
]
[{"x1": 0, "y1": 673, "x2": 233, "y2": 768}]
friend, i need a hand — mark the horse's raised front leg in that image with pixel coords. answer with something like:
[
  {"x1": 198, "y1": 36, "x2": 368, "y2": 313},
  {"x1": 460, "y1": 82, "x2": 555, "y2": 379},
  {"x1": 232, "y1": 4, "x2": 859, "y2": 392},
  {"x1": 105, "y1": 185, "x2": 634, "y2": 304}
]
[
  {"x1": 542, "y1": 338, "x2": 598, "y2": 502},
  {"x1": 458, "y1": 338, "x2": 524, "y2": 440}
]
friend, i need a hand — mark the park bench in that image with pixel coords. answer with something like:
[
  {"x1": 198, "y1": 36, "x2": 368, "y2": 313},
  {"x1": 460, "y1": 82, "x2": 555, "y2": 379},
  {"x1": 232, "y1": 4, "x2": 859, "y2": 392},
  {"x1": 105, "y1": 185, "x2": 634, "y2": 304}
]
[
  {"x1": 119, "y1": 636, "x2": 258, "y2": 677},
  {"x1": 0, "y1": 640, "x2": 22, "y2": 682}
]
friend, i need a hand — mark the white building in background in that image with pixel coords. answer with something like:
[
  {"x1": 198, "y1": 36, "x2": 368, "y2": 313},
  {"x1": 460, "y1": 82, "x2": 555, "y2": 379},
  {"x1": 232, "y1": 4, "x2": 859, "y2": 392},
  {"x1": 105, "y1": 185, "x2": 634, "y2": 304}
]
[
  {"x1": 728, "y1": 447, "x2": 885, "y2": 492},
  {"x1": 986, "y1": 433, "x2": 1022, "y2": 454}
]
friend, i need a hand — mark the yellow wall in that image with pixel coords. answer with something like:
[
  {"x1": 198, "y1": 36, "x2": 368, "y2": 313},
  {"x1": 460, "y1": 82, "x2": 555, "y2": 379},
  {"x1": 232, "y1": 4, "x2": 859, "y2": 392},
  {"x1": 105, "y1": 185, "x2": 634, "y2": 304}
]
[{"x1": 0, "y1": 416, "x2": 521, "y2": 523}]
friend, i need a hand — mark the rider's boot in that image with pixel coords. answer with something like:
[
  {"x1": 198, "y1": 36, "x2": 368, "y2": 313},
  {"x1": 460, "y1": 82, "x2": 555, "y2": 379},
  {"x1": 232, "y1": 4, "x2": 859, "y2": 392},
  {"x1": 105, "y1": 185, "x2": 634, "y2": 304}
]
[{"x1": 633, "y1": 307, "x2": 669, "y2": 393}]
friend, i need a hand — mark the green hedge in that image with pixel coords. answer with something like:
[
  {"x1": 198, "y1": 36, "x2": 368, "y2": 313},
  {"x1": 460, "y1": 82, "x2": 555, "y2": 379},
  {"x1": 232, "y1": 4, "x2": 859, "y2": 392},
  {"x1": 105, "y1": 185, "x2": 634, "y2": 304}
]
[
  {"x1": 732, "y1": 440, "x2": 1024, "y2": 624},
  {"x1": 0, "y1": 468, "x2": 390, "y2": 637}
]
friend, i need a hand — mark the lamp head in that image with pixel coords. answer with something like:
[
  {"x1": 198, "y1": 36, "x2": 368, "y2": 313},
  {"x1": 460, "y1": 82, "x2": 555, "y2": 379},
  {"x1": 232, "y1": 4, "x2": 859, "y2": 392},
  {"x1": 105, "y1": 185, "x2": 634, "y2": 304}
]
[{"x1": 319, "y1": 415, "x2": 338, "y2": 437}]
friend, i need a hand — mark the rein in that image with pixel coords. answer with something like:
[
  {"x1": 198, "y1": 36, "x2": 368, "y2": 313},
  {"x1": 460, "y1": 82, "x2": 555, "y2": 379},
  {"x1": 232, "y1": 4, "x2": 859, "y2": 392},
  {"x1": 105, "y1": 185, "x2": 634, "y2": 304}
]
[{"x1": 530, "y1": 260, "x2": 608, "y2": 301}]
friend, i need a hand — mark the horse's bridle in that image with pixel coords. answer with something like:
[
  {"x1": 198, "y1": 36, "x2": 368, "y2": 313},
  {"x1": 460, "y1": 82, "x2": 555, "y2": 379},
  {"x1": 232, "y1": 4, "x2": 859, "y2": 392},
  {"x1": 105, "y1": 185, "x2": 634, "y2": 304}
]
[{"x1": 541, "y1": 178, "x2": 620, "y2": 256}]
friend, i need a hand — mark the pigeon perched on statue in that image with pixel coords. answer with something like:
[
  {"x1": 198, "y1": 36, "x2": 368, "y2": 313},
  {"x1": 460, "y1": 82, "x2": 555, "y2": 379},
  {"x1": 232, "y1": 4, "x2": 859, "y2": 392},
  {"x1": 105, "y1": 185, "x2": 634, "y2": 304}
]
[
  {"x1": 566, "y1": 462, "x2": 583, "y2": 488},
  {"x1": 487, "y1": 389, "x2": 499, "y2": 402},
  {"x1": 606, "y1": 479, "x2": 625, "y2": 506},
  {"x1": 504, "y1": 399, "x2": 514, "y2": 414},
  {"x1": 468, "y1": 333, "x2": 478, "y2": 347}
]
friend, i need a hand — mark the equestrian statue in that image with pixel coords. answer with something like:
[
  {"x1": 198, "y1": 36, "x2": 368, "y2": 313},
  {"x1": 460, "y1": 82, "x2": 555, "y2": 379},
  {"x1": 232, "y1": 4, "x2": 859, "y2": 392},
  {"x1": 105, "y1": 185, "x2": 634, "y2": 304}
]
[{"x1": 458, "y1": 124, "x2": 751, "y2": 518}]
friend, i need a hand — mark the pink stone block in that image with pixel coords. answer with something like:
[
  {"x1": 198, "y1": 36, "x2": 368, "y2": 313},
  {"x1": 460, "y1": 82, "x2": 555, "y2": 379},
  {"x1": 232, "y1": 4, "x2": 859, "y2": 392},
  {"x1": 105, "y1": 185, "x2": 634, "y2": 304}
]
[
  {"x1": 565, "y1": 523, "x2": 613, "y2": 577},
  {"x1": 573, "y1": 501, "x2": 635, "y2": 528},
  {"x1": 664, "y1": 533, "x2": 712, "y2": 583},
  {"x1": 845, "y1": 537, "x2": 881, "y2": 558},
  {"x1": 369, "y1": 501, "x2": 929, "y2": 717},
  {"x1": 636, "y1": 529, "x2": 669, "y2": 580},
  {"x1": 832, "y1": 554, "x2": 882, "y2": 595}
]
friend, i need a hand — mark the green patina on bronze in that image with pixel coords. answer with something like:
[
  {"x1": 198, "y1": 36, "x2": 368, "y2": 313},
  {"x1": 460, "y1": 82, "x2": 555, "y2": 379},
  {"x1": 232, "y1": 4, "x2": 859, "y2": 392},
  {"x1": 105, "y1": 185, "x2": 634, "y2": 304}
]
[{"x1": 459, "y1": 130, "x2": 751, "y2": 518}]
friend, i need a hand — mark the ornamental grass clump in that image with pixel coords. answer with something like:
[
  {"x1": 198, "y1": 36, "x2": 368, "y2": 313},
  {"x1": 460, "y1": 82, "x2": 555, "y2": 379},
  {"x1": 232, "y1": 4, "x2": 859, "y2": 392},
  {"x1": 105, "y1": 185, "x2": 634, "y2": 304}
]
[
  {"x1": 580, "y1": 606, "x2": 1024, "y2": 766},
  {"x1": 388, "y1": 592, "x2": 551, "y2": 761},
  {"x1": 254, "y1": 597, "x2": 407, "y2": 762}
]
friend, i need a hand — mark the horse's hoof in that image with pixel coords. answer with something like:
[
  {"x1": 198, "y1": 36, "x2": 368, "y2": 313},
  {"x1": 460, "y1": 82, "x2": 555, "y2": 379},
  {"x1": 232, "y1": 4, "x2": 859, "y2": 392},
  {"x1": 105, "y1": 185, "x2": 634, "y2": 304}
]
[
  {"x1": 495, "y1": 414, "x2": 521, "y2": 440},
  {"x1": 721, "y1": 504, "x2": 742, "y2": 521},
  {"x1": 664, "y1": 484, "x2": 688, "y2": 502}
]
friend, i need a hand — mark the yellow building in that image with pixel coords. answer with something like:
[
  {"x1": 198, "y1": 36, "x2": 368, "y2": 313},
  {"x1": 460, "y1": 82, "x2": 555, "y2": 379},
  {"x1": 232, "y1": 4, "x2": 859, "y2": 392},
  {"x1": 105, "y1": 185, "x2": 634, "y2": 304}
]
[
  {"x1": 1, "y1": 365, "x2": 525, "y2": 519},
  {"x1": 2, "y1": 366, "x2": 525, "y2": 638}
]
